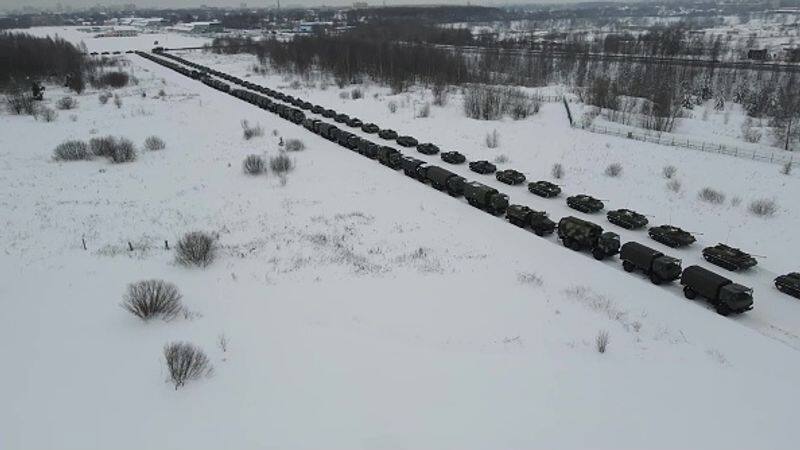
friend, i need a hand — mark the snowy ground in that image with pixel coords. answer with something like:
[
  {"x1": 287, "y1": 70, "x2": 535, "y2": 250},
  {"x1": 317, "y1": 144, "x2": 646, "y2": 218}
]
[{"x1": 2, "y1": 31, "x2": 800, "y2": 449}]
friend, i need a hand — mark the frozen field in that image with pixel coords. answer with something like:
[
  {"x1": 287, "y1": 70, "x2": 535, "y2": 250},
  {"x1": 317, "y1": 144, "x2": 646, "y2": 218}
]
[{"x1": 2, "y1": 30, "x2": 800, "y2": 450}]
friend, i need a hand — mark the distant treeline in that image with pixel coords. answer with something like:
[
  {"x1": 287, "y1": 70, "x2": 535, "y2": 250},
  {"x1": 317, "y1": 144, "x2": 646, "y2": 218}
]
[{"x1": 0, "y1": 32, "x2": 84, "y2": 88}]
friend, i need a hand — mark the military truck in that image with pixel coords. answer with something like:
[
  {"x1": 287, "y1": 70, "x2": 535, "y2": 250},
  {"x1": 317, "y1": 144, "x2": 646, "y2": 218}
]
[
  {"x1": 680, "y1": 265, "x2": 754, "y2": 315},
  {"x1": 417, "y1": 143, "x2": 440, "y2": 155},
  {"x1": 378, "y1": 129, "x2": 399, "y2": 140},
  {"x1": 463, "y1": 182, "x2": 509, "y2": 215},
  {"x1": 775, "y1": 273, "x2": 800, "y2": 299},
  {"x1": 469, "y1": 160, "x2": 497, "y2": 175},
  {"x1": 401, "y1": 156, "x2": 427, "y2": 181},
  {"x1": 303, "y1": 118, "x2": 321, "y2": 132},
  {"x1": 567, "y1": 194, "x2": 605, "y2": 213},
  {"x1": 557, "y1": 216, "x2": 620, "y2": 260},
  {"x1": 377, "y1": 146, "x2": 403, "y2": 169},
  {"x1": 648, "y1": 225, "x2": 696, "y2": 248},
  {"x1": 440, "y1": 151, "x2": 465, "y2": 164},
  {"x1": 506, "y1": 205, "x2": 556, "y2": 236},
  {"x1": 528, "y1": 180, "x2": 561, "y2": 198},
  {"x1": 397, "y1": 136, "x2": 419, "y2": 147},
  {"x1": 357, "y1": 140, "x2": 379, "y2": 159},
  {"x1": 607, "y1": 209, "x2": 649, "y2": 229},
  {"x1": 425, "y1": 166, "x2": 466, "y2": 196},
  {"x1": 702, "y1": 243, "x2": 758, "y2": 271},
  {"x1": 496, "y1": 169, "x2": 526, "y2": 185},
  {"x1": 361, "y1": 123, "x2": 380, "y2": 133},
  {"x1": 620, "y1": 241, "x2": 682, "y2": 284}
]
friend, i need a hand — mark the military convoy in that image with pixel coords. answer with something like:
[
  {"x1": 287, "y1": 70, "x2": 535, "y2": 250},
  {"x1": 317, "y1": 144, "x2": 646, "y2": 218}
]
[
  {"x1": 566, "y1": 194, "x2": 605, "y2": 213},
  {"x1": 607, "y1": 209, "x2": 649, "y2": 229},
  {"x1": 495, "y1": 169, "x2": 526, "y2": 185},
  {"x1": 681, "y1": 265, "x2": 754, "y2": 315},
  {"x1": 702, "y1": 243, "x2": 758, "y2": 271},
  {"x1": 145, "y1": 49, "x2": 800, "y2": 312},
  {"x1": 648, "y1": 225, "x2": 696, "y2": 248},
  {"x1": 620, "y1": 242, "x2": 682, "y2": 285}
]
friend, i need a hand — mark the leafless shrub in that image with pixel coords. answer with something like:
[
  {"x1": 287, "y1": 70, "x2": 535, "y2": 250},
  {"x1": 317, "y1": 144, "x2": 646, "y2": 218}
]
[
  {"x1": 144, "y1": 135, "x2": 166, "y2": 151},
  {"x1": 53, "y1": 140, "x2": 91, "y2": 161},
  {"x1": 217, "y1": 333, "x2": 229, "y2": 353},
  {"x1": 387, "y1": 100, "x2": 398, "y2": 113},
  {"x1": 241, "y1": 120, "x2": 263, "y2": 140},
  {"x1": 662, "y1": 165, "x2": 677, "y2": 179},
  {"x1": 285, "y1": 138, "x2": 305, "y2": 152},
  {"x1": 432, "y1": 83, "x2": 448, "y2": 106},
  {"x1": 698, "y1": 187, "x2": 726, "y2": 204},
  {"x1": 551, "y1": 163, "x2": 564, "y2": 179},
  {"x1": 68, "y1": 114, "x2": 77, "y2": 122},
  {"x1": 596, "y1": 330, "x2": 610, "y2": 353},
  {"x1": 89, "y1": 135, "x2": 117, "y2": 157},
  {"x1": 485, "y1": 129, "x2": 500, "y2": 148},
  {"x1": 158, "y1": 89, "x2": 166, "y2": 98},
  {"x1": 740, "y1": 117, "x2": 762, "y2": 143},
  {"x1": 163, "y1": 342, "x2": 213, "y2": 390},
  {"x1": 516, "y1": 272, "x2": 543, "y2": 286},
  {"x1": 98, "y1": 92, "x2": 111, "y2": 105},
  {"x1": 748, "y1": 198, "x2": 778, "y2": 217},
  {"x1": 730, "y1": 196, "x2": 742, "y2": 207},
  {"x1": 110, "y1": 138, "x2": 136, "y2": 163},
  {"x1": 242, "y1": 154, "x2": 265, "y2": 175},
  {"x1": 92, "y1": 71, "x2": 130, "y2": 89},
  {"x1": 781, "y1": 161, "x2": 793, "y2": 175},
  {"x1": 56, "y1": 96, "x2": 77, "y2": 110},
  {"x1": 604, "y1": 163, "x2": 623, "y2": 177},
  {"x1": 289, "y1": 80, "x2": 301, "y2": 89},
  {"x1": 121, "y1": 279, "x2": 183, "y2": 321},
  {"x1": 417, "y1": 101, "x2": 431, "y2": 118},
  {"x1": 351, "y1": 87, "x2": 363, "y2": 99},
  {"x1": 176, "y1": 231, "x2": 216, "y2": 267},
  {"x1": 113, "y1": 94, "x2": 123, "y2": 109},
  {"x1": 6, "y1": 92, "x2": 36, "y2": 115},
  {"x1": 463, "y1": 85, "x2": 540, "y2": 120},
  {"x1": 494, "y1": 154, "x2": 509, "y2": 164},
  {"x1": 36, "y1": 106, "x2": 57, "y2": 122},
  {"x1": 270, "y1": 152, "x2": 294, "y2": 174},
  {"x1": 667, "y1": 178, "x2": 682, "y2": 193},
  {"x1": 339, "y1": 90, "x2": 350, "y2": 100}
]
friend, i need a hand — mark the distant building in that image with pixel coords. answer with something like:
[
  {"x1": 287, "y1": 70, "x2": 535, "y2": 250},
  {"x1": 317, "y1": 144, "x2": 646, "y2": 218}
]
[
  {"x1": 95, "y1": 29, "x2": 138, "y2": 38},
  {"x1": 353, "y1": 2, "x2": 368, "y2": 8},
  {"x1": 747, "y1": 49, "x2": 768, "y2": 60},
  {"x1": 171, "y1": 21, "x2": 223, "y2": 33},
  {"x1": 297, "y1": 21, "x2": 333, "y2": 34}
]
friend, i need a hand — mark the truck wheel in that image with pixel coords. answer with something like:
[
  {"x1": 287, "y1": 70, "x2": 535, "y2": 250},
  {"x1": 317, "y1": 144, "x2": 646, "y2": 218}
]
[
  {"x1": 716, "y1": 304, "x2": 732, "y2": 316},
  {"x1": 622, "y1": 261, "x2": 635, "y2": 272},
  {"x1": 649, "y1": 273, "x2": 663, "y2": 285},
  {"x1": 683, "y1": 287, "x2": 697, "y2": 300},
  {"x1": 570, "y1": 240, "x2": 581, "y2": 251},
  {"x1": 592, "y1": 248, "x2": 604, "y2": 260}
]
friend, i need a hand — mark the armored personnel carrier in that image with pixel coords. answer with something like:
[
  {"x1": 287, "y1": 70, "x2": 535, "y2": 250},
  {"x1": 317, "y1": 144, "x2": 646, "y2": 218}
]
[
  {"x1": 527, "y1": 181, "x2": 561, "y2": 198},
  {"x1": 378, "y1": 129, "x2": 399, "y2": 140},
  {"x1": 377, "y1": 146, "x2": 403, "y2": 169},
  {"x1": 333, "y1": 113, "x2": 349, "y2": 124},
  {"x1": 496, "y1": 169, "x2": 526, "y2": 185},
  {"x1": 506, "y1": 205, "x2": 556, "y2": 236},
  {"x1": 346, "y1": 117, "x2": 363, "y2": 128},
  {"x1": 397, "y1": 136, "x2": 419, "y2": 147},
  {"x1": 566, "y1": 194, "x2": 605, "y2": 213},
  {"x1": 440, "y1": 151, "x2": 465, "y2": 164},
  {"x1": 322, "y1": 109, "x2": 336, "y2": 118},
  {"x1": 401, "y1": 156, "x2": 428, "y2": 181},
  {"x1": 607, "y1": 209, "x2": 649, "y2": 229},
  {"x1": 417, "y1": 143, "x2": 440, "y2": 155},
  {"x1": 425, "y1": 166, "x2": 466, "y2": 196},
  {"x1": 702, "y1": 243, "x2": 758, "y2": 271},
  {"x1": 681, "y1": 265, "x2": 753, "y2": 315},
  {"x1": 469, "y1": 160, "x2": 497, "y2": 175},
  {"x1": 620, "y1": 241, "x2": 682, "y2": 284},
  {"x1": 557, "y1": 216, "x2": 620, "y2": 260},
  {"x1": 361, "y1": 123, "x2": 380, "y2": 133},
  {"x1": 775, "y1": 273, "x2": 800, "y2": 299},
  {"x1": 463, "y1": 182, "x2": 509, "y2": 215},
  {"x1": 648, "y1": 225, "x2": 696, "y2": 248}
]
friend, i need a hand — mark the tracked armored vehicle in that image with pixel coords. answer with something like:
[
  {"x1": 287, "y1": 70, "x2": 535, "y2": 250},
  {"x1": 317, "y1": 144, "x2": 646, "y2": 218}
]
[
  {"x1": 417, "y1": 143, "x2": 440, "y2": 155},
  {"x1": 397, "y1": 136, "x2": 419, "y2": 147},
  {"x1": 346, "y1": 117, "x2": 363, "y2": 128},
  {"x1": 378, "y1": 129, "x2": 399, "y2": 140},
  {"x1": 649, "y1": 225, "x2": 696, "y2": 248},
  {"x1": 321, "y1": 109, "x2": 336, "y2": 118},
  {"x1": 440, "y1": 151, "x2": 465, "y2": 164},
  {"x1": 557, "y1": 216, "x2": 620, "y2": 260},
  {"x1": 377, "y1": 146, "x2": 403, "y2": 169},
  {"x1": 463, "y1": 182, "x2": 509, "y2": 215},
  {"x1": 401, "y1": 156, "x2": 428, "y2": 181},
  {"x1": 702, "y1": 243, "x2": 758, "y2": 271},
  {"x1": 496, "y1": 169, "x2": 526, "y2": 185},
  {"x1": 775, "y1": 273, "x2": 800, "y2": 299},
  {"x1": 681, "y1": 265, "x2": 753, "y2": 315},
  {"x1": 425, "y1": 166, "x2": 466, "y2": 196},
  {"x1": 506, "y1": 205, "x2": 556, "y2": 236},
  {"x1": 528, "y1": 180, "x2": 561, "y2": 198},
  {"x1": 361, "y1": 123, "x2": 380, "y2": 133},
  {"x1": 567, "y1": 194, "x2": 605, "y2": 213},
  {"x1": 607, "y1": 209, "x2": 649, "y2": 229},
  {"x1": 620, "y1": 242, "x2": 682, "y2": 284},
  {"x1": 334, "y1": 113, "x2": 350, "y2": 124},
  {"x1": 469, "y1": 160, "x2": 497, "y2": 175}
]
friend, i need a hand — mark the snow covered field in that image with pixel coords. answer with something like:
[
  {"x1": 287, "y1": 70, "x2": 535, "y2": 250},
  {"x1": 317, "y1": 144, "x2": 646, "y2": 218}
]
[{"x1": 2, "y1": 30, "x2": 800, "y2": 449}]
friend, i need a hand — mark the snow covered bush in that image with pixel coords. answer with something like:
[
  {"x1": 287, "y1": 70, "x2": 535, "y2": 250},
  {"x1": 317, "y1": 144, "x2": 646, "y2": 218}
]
[
  {"x1": 605, "y1": 163, "x2": 623, "y2": 177},
  {"x1": 285, "y1": 138, "x2": 305, "y2": 152},
  {"x1": 163, "y1": 342, "x2": 213, "y2": 390},
  {"x1": 241, "y1": 120, "x2": 263, "y2": 140},
  {"x1": 53, "y1": 140, "x2": 90, "y2": 161},
  {"x1": 242, "y1": 154, "x2": 265, "y2": 175},
  {"x1": 740, "y1": 117, "x2": 762, "y2": 144},
  {"x1": 485, "y1": 129, "x2": 500, "y2": 148},
  {"x1": 748, "y1": 198, "x2": 778, "y2": 218},
  {"x1": 5, "y1": 92, "x2": 35, "y2": 115},
  {"x1": 110, "y1": 138, "x2": 136, "y2": 163},
  {"x1": 494, "y1": 154, "x2": 509, "y2": 164},
  {"x1": 55, "y1": 96, "x2": 77, "y2": 110},
  {"x1": 338, "y1": 90, "x2": 350, "y2": 100},
  {"x1": 662, "y1": 165, "x2": 677, "y2": 179},
  {"x1": 596, "y1": 330, "x2": 610, "y2": 353},
  {"x1": 113, "y1": 94, "x2": 123, "y2": 109},
  {"x1": 98, "y1": 92, "x2": 111, "y2": 105},
  {"x1": 781, "y1": 161, "x2": 793, "y2": 175},
  {"x1": 36, "y1": 106, "x2": 57, "y2": 122},
  {"x1": 121, "y1": 279, "x2": 183, "y2": 321},
  {"x1": 89, "y1": 136, "x2": 116, "y2": 158},
  {"x1": 417, "y1": 102, "x2": 431, "y2": 118},
  {"x1": 144, "y1": 135, "x2": 166, "y2": 151},
  {"x1": 551, "y1": 163, "x2": 564, "y2": 179},
  {"x1": 698, "y1": 187, "x2": 726, "y2": 204},
  {"x1": 667, "y1": 179, "x2": 682, "y2": 193},
  {"x1": 463, "y1": 85, "x2": 539, "y2": 120},
  {"x1": 93, "y1": 71, "x2": 130, "y2": 89},
  {"x1": 351, "y1": 88, "x2": 363, "y2": 99},
  {"x1": 387, "y1": 101, "x2": 398, "y2": 114},
  {"x1": 270, "y1": 152, "x2": 294, "y2": 174},
  {"x1": 176, "y1": 231, "x2": 216, "y2": 267}
]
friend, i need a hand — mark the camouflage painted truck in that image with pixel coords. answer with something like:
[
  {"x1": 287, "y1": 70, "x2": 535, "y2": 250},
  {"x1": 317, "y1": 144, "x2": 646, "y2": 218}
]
[
  {"x1": 463, "y1": 181, "x2": 509, "y2": 215},
  {"x1": 680, "y1": 265, "x2": 754, "y2": 316},
  {"x1": 620, "y1": 241, "x2": 682, "y2": 285},
  {"x1": 505, "y1": 205, "x2": 556, "y2": 236},
  {"x1": 557, "y1": 216, "x2": 620, "y2": 260},
  {"x1": 425, "y1": 166, "x2": 466, "y2": 196}
]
